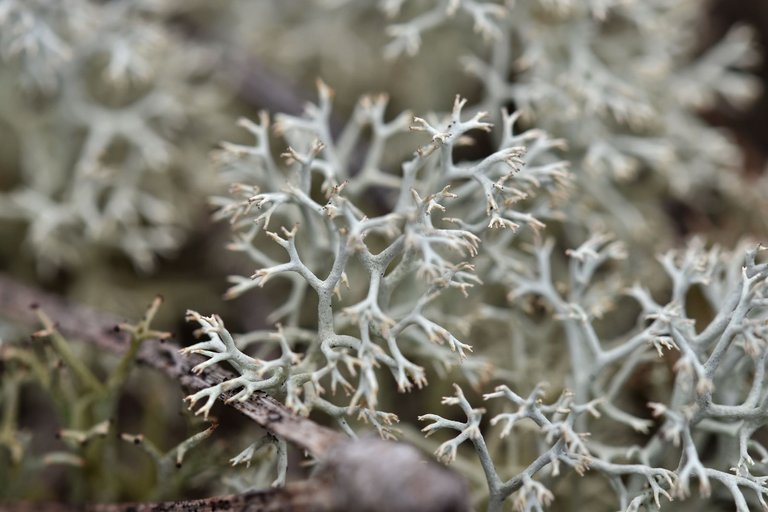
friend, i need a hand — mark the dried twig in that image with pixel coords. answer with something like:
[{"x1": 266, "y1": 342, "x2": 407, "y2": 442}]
[
  {"x1": 0, "y1": 480, "x2": 330, "y2": 512},
  {"x1": 0, "y1": 274, "x2": 342, "y2": 456},
  {"x1": 0, "y1": 274, "x2": 470, "y2": 512}
]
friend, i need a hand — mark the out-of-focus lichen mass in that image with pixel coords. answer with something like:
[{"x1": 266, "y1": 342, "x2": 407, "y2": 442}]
[
  {"x1": 1, "y1": 1, "x2": 768, "y2": 511},
  {"x1": 0, "y1": 0, "x2": 223, "y2": 273}
]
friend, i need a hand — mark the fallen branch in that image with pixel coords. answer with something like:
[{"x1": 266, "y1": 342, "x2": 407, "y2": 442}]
[
  {"x1": 0, "y1": 480, "x2": 330, "y2": 512},
  {"x1": 0, "y1": 274, "x2": 341, "y2": 455},
  {"x1": 0, "y1": 275, "x2": 470, "y2": 511}
]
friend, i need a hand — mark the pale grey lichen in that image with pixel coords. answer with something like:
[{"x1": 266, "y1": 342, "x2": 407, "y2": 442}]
[
  {"x1": 382, "y1": 0, "x2": 761, "y2": 239},
  {"x1": 419, "y1": 239, "x2": 768, "y2": 511},
  {"x1": 0, "y1": 0, "x2": 223, "y2": 272},
  {"x1": 189, "y1": 85, "x2": 569, "y2": 436},
  {"x1": 3, "y1": 2, "x2": 763, "y2": 510}
]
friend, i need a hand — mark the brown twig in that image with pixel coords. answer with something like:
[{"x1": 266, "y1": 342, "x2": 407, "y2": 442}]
[
  {"x1": 0, "y1": 437, "x2": 472, "y2": 511},
  {"x1": 0, "y1": 274, "x2": 342, "y2": 456},
  {"x1": 0, "y1": 480, "x2": 330, "y2": 512},
  {"x1": 0, "y1": 275, "x2": 471, "y2": 512}
]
